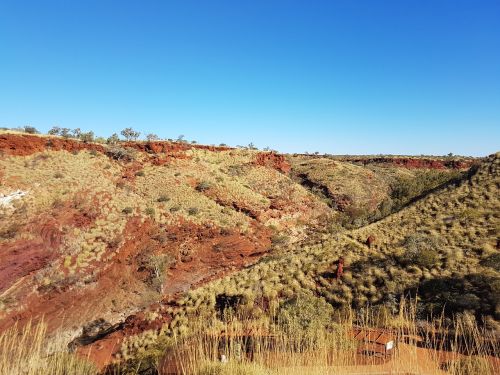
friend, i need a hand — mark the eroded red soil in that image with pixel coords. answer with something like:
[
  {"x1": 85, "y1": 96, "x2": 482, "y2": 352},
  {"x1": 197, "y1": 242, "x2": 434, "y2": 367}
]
[
  {"x1": 75, "y1": 219, "x2": 271, "y2": 369},
  {"x1": 254, "y1": 152, "x2": 291, "y2": 173},
  {"x1": 0, "y1": 202, "x2": 95, "y2": 294},
  {"x1": 0, "y1": 134, "x2": 106, "y2": 156},
  {"x1": 0, "y1": 201, "x2": 272, "y2": 370},
  {"x1": 0, "y1": 133, "x2": 231, "y2": 158}
]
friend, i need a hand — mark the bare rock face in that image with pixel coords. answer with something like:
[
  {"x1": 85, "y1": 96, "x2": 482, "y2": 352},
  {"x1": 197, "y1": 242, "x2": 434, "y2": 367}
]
[
  {"x1": 254, "y1": 152, "x2": 291, "y2": 173},
  {"x1": 349, "y1": 156, "x2": 475, "y2": 170},
  {"x1": 68, "y1": 319, "x2": 121, "y2": 351},
  {"x1": 366, "y1": 235, "x2": 376, "y2": 248},
  {"x1": 0, "y1": 134, "x2": 106, "y2": 156}
]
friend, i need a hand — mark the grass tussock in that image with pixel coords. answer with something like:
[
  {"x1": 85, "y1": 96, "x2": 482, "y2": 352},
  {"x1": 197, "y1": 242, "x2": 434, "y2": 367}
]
[
  {"x1": 156, "y1": 298, "x2": 499, "y2": 375},
  {"x1": 115, "y1": 155, "x2": 499, "y2": 373},
  {"x1": 0, "y1": 320, "x2": 97, "y2": 375}
]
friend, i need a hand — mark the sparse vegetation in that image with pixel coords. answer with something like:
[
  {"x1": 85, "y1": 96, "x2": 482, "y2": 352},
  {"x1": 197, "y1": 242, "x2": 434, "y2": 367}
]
[
  {"x1": 121, "y1": 127, "x2": 141, "y2": 141},
  {"x1": 0, "y1": 320, "x2": 97, "y2": 375},
  {"x1": 146, "y1": 133, "x2": 159, "y2": 141},
  {"x1": 188, "y1": 207, "x2": 200, "y2": 215},
  {"x1": 400, "y1": 233, "x2": 440, "y2": 268},
  {"x1": 106, "y1": 146, "x2": 136, "y2": 161},
  {"x1": 196, "y1": 181, "x2": 212, "y2": 192},
  {"x1": 0, "y1": 130, "x2": 497, "y2": 373}
]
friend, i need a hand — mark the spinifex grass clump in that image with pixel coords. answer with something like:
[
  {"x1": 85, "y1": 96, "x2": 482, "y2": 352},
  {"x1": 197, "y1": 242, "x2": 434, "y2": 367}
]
[{"x1": 0, "y1": 320, "x2": 97, "y2": 375}]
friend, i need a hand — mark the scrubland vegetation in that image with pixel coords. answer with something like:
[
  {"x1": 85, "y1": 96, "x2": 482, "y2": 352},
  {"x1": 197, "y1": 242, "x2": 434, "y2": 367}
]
[
  {"x1": 0, "y1": 129, "x2": 498, "y2": 374},
  {"x1": 109, "y1": 153, "x2": 498, "y2": 373},
  {"x1": 289, "y1": 155, "x2": 470, "y2": 227},
  {"x1": 4, "y1": 299, "x2": 496, "y2": 375},
  {"x1": 0, "y1": 320, "x2": 97, "y2": 375},
  {"x1": 170, "y1": 301, "x2": 498, "y2": 375}
]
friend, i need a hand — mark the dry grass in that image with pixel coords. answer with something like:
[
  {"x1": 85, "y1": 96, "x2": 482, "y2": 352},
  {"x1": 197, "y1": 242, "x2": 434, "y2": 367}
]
[
  {"x1": 290, "y1": 157, "x2": 390, "y2": 212},
  {"x1": 0, "y1": 320, "x2": 97, "y2": 375},
  {"x1": 1, "y1": 132, "x2": 497, "y2": 374},
  {"x1": 289, "y1": 155, "x2": 467, "y2": 227},
  {"x1": 119, "y1": 154, "x2": 499, "y2": 367},
  {"x1": 156, "y1": 299, "x2": 499, "y2": 375},
  {"x1": 2, "y1": 304, "x2": 497, "y2": 375}
]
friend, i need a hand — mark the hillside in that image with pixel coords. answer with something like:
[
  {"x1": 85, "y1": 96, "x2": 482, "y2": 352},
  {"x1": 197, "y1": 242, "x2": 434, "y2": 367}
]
[
  {"x1": 0, "y1": 131, "x2": 498, "y2": 374},
  {"x1": 0, "y1": 132, "x2": 329, "y2": 334},
  {"x1": 95, "y1": 152, "x2": 498, "y2": 373},
  {"x1": 289, "y1": 154, "x2": 475, "y2": 226}
]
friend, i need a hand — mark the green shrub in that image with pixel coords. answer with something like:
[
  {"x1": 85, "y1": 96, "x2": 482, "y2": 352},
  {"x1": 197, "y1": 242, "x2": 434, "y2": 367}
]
[
  {"x1": 135, "y1": 170, "x2": 145, "y2": 177},
  {"x1": 23, "y1": 126, "x2": 39, "y2": 134},
  {"x1": 157, "y1": 195, "x2": 170, "y2": 203},
  {"x1": 278, "y1": 292, "x2": 333, "y2": 336},
  {"x1": 196, "y1": 181, "x2": 212, "y2": 192},
  {"x1": 111, "y1": 335, "x2": 176, "y2": 375},
  {"x1": 146, "y1": 133, "x2": 159, "y2": 141},
  {"x1": 270, "y1": 234, "x2": 289, "y2": 245},
  {"x1": 106, "y1": 146, "x2": 135, "y2": 161},
  {"x1": 121, "y1": 127, "x2": 140, "y2": 141},
  {"x1": 400, "y1": 234, "x2": 440, "y2": 268},
  {"x1": 106, "y1": 133, "x2": 120, "y2": 145},
  {"x1": 79, "y1": 131, "x2": 94, "y2": 143},
  {"x1": 122, "y1": 207, "x2": 133, "y2": 214},
  {"x1": 48, "y1": 126, "x2": 61, "y2": 135},
  {"x1": 188, "y1": 207, "x2": 199, "y2": 216},
  {"x1": 0, "y1": 223, "x2": 21, "y2": 239},
  {"x1": 480, "y1": 253, "x2": 500, "y2": 271},
  {"x1": 145, "y1": 207, "x2": 155, "y2": 217},
  {"x1": 417, "y1": 274, "x2": 500, "y2": 318}
]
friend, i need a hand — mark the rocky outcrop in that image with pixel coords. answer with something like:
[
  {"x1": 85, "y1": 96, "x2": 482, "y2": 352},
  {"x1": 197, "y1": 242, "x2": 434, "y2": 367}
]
[
  {"x1": 124, "y1": 141, "x2": 231, "y2": 154},
  {"x1": 0, "y1": 134, "x2": 106, "y2": 156},
  {"x1": 0, "y1": 133, "x2": 231, "y2": 158},
  {"x1": 68, "y1": 319, "x2": 123, "y2": 351},
  {"x1": 254, "y1": 152, "x2": 291, "y2": 173},
  {"x1": 349, "y1": 157, "x2": 475, "y2": 170}
]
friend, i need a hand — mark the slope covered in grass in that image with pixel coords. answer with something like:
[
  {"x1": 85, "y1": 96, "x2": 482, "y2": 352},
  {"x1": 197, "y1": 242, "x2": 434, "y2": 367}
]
[
  {"x1": 113, "y1": 153, "x2": 498, "y2": 370},
  {"x1": 0, "y1": 133, "x2": 329, "y2": 337},
  {"x1": 289, "y1": 154, "x2": 470, "y2": 226}
]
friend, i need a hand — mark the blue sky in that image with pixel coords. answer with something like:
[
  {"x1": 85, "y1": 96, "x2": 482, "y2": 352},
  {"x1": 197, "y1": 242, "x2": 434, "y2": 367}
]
[{"x1": 0, "y1": 1, "x2": 499, "y2": 156}]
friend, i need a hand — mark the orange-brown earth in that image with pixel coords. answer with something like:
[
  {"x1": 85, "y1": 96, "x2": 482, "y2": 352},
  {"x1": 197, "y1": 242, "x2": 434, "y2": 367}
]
[
  {"x1": 0, "y1": 133, "x2": 486, "y2": 371},
  {"x1": 335, "y1": 156, "x2": 476, "y2": 170},
  {"x1": 0, "y1": 133, "x2": 295, "y2": 368},
  {"x1": 0, "y1": 133, "x2": 230, "y2": 158}
]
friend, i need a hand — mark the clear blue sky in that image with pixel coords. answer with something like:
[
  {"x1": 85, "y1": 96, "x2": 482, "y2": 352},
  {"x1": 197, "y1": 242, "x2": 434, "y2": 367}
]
[{"x1": 1, "y1": 1, "x2": 499, "y2": 156}]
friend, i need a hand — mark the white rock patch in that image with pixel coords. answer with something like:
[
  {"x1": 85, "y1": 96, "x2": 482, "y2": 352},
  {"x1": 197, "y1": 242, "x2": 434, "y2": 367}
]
[{"x1": 0, "y1": 190, "x2": 28, "y2": 209}]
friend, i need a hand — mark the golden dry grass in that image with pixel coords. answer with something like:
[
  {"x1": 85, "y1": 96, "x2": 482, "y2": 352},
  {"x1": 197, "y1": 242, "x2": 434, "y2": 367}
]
[
  {"x1": 118, "y1": 154, "x2": 499, "y2": 367},
  {"x1": 0, "y1": 320, "x2": 97, "y2": 375}
]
